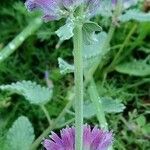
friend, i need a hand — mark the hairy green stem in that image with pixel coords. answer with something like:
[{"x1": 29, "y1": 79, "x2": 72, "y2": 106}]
[
  {"x1": 88, "y1": 78, "x2": 108, "y2": 130},
  {"x1": 0, "y1": 17, "x2": 42, "y2": 63},
  {"x1": 40, "y1": 105, "x2": 52, "y2": 126},
  {"x1": 88, "y1": 79, "x2": 113, "y2": 150},
  {"x1": 73, "y1": 22, "x2": 84, "y2": 150},
  {"x1": 30, "y1": 100, "x2": 72, "y2": 150}
]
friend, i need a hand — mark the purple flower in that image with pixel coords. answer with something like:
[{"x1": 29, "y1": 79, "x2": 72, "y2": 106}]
[
  {"x1": 43, "y1": 125, "x2": 113, "y2": 150},
  {"x1": 63, "y1": 0, "x2": 83, "y2": 9},
  {"x1": 25, "y1": 0, "x2": 83, "y2": 22},
  {"x1": 25, "y1": 0, "x2": 63, "y2": 21}
]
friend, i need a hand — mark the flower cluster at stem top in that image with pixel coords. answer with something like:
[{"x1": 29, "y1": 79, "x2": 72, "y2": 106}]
[
  {"x1": 25, "y1": 0, "x2": 137, "y2": 22},
  {"x1": 25, "y1": 0, "x2": 102, "y2": 22}
]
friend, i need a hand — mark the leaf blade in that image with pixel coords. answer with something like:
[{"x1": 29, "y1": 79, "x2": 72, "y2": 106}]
[
  {"x1": 0, "y1": 80, "x2": 53, "y2": 105},
  {"x1": 119, "y1": 9, "x2": 150, "y2": 22},
  {"x1": 6, "y1": 116, "x2": 35, "y2": 150}
]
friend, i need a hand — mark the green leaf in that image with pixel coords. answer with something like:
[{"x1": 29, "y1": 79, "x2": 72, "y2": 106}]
[
  {"x1": 115, "y1": 58, "x2": 150, "y2": 76},
  {"x1": 6, "y1": 116, "x2": 35, "y2": 150},
  {"x1": 56, "y1": 18, "x2": 74, "y2": 41},
  {"x1": 0, "y1": 133, "x2": 6, "y2": 150},
  {"x1": 57, "y1": 32, "x2": 108, "y2": 74},
  {"x1": 83, "y1": 101, "x2": 95, "y2": 119},
  {"x1": 83, "y1": 32, "x2": 108, "y2": 72},
  {"x1": 83, "y1": 97, "x2": 125, "y2": 118},
  {"x1": 119, "y1": 9, "x2": 150, "y2": 22},
  {"x1": 82, "y1": 21, "x2": 102, "y2": 45},
  {"x1": 58, "y1": 32, "x2": 107, "y2": 74},
  {"x1": 58, "y1": 57, "x2": 74, "y2": 75},
  {"x1": 0, "y1": 80, "x2": 53, "y2": 105},
  {"x1": 101, "y1": 97, "x2": 126, "y2": 113},
  {"x1": 142, "y1": 124, "x2": 150, "y2": 135},
  {"x1": 136, "y1": 115, "x2": 146, "y2": 127}
]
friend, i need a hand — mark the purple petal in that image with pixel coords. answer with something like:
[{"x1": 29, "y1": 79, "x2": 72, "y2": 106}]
[
  {"x1": 112, "y1": 0, "x2": 117, "y2": 5},
  {"x1": 25, "y1": 0, "x2": 63, "y2": 21},
  {"x1": 43, "y1": 139, "x2": 63, "y2": 150},
  {"x1": 91, "y1": 126, "x2": 103, "y2": 149},
  {"x1": 60, "y1": 127, "x2": 75, "y2": 149},
  {"x1": 63, "y1": 0, "x2": 83, "y2": 9},
  {"x1": 50, "y1": 131, "x2": 63, "y2": 146},
  {"x1": 63, "y1": 0, "x2": 75, "y2": 8},
  {"x1": 42, "y1": 14, "x2": 60, "y2": 22},
  {"x1": 97, "y1": 132, "x2": 113, "y2": 150},
  {"x1": 43, "y1": 125, "x2": 113, "y2": 150},
  {"x1": 83, "y1": 124, "x2": 92, "y2": 149},
  {"x1": 91, "y1": 127, "x2": 113, "y2": 150}
]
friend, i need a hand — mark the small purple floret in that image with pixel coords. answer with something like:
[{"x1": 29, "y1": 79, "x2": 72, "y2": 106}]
[
  {"x1": 63, "y1": 0, "x2": 82, "y2": 9},
  {"x1": 25, "y1": 0, "x2": 63, "y2": 21},
  {"x1": 25, "y1": 0, "x2": 83, "y2": 22},
  {"x1": 25, "y1": 0, "x2": 137, "y2": 22},
  {"x1": 43, "y1": 125, "x2": 113, "y2": 150}
]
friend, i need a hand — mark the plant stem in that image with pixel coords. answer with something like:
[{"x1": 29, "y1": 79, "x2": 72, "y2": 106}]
[
  {"x1": 40, "y1": 105, "x2": 52, "y2": 125},
  {"x1": 88, "y1": 79, "x2": 113, "y2": 150},
  {"x1": 0, "y1": 17, "x2": 42, "y2": 63},
  {"x1": 73, "y1": 11, "x2": 84, "y2": 150},
  {"x1": 88, "y1": 78, "x2": 108, "y2": 130},
  {"x1": 30, "y1": 100, "x2": 72, "y2": 150}
]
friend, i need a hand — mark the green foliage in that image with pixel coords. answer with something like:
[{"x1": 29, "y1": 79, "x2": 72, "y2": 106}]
[
  {"x1": 58, "y1": 57, "x2": 74, "y2": 75},
  {"x1": 56, "y1": 18, "x2": 74, "y2": 41},
  {"x1": 84, "y1": 97, "x2": 125, "y2": 118},
  {"x1": 119, "y1": 9, "x2": 150, "y2": 22},
  {"x1": 83, "y1": 32, "x2": 108, "y2": 72},
  {"x1": 0, "y1": 81, "x2": 53, "y2": 105},
  {"x1": 82, "y1": 21, "x2": 102, "y2": 44},
  {"x1": 115, "y1": 58, "x2": 150, "y2": 76},
  {"x1": 101, "y1": 97, "x2": 125, "y2": 113},
  {"x1": 56, "y1": 19, "x2": 102, "y2": 44},
  {"x1": 6, "y1": 116, "x2": 35, "y2": 150},
  {"x1": 58, "y1": 32, "x2": 107, "y2": 75},
  {"x1": 136, "y1": 115, "x2": 146, "y2": 127}
]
